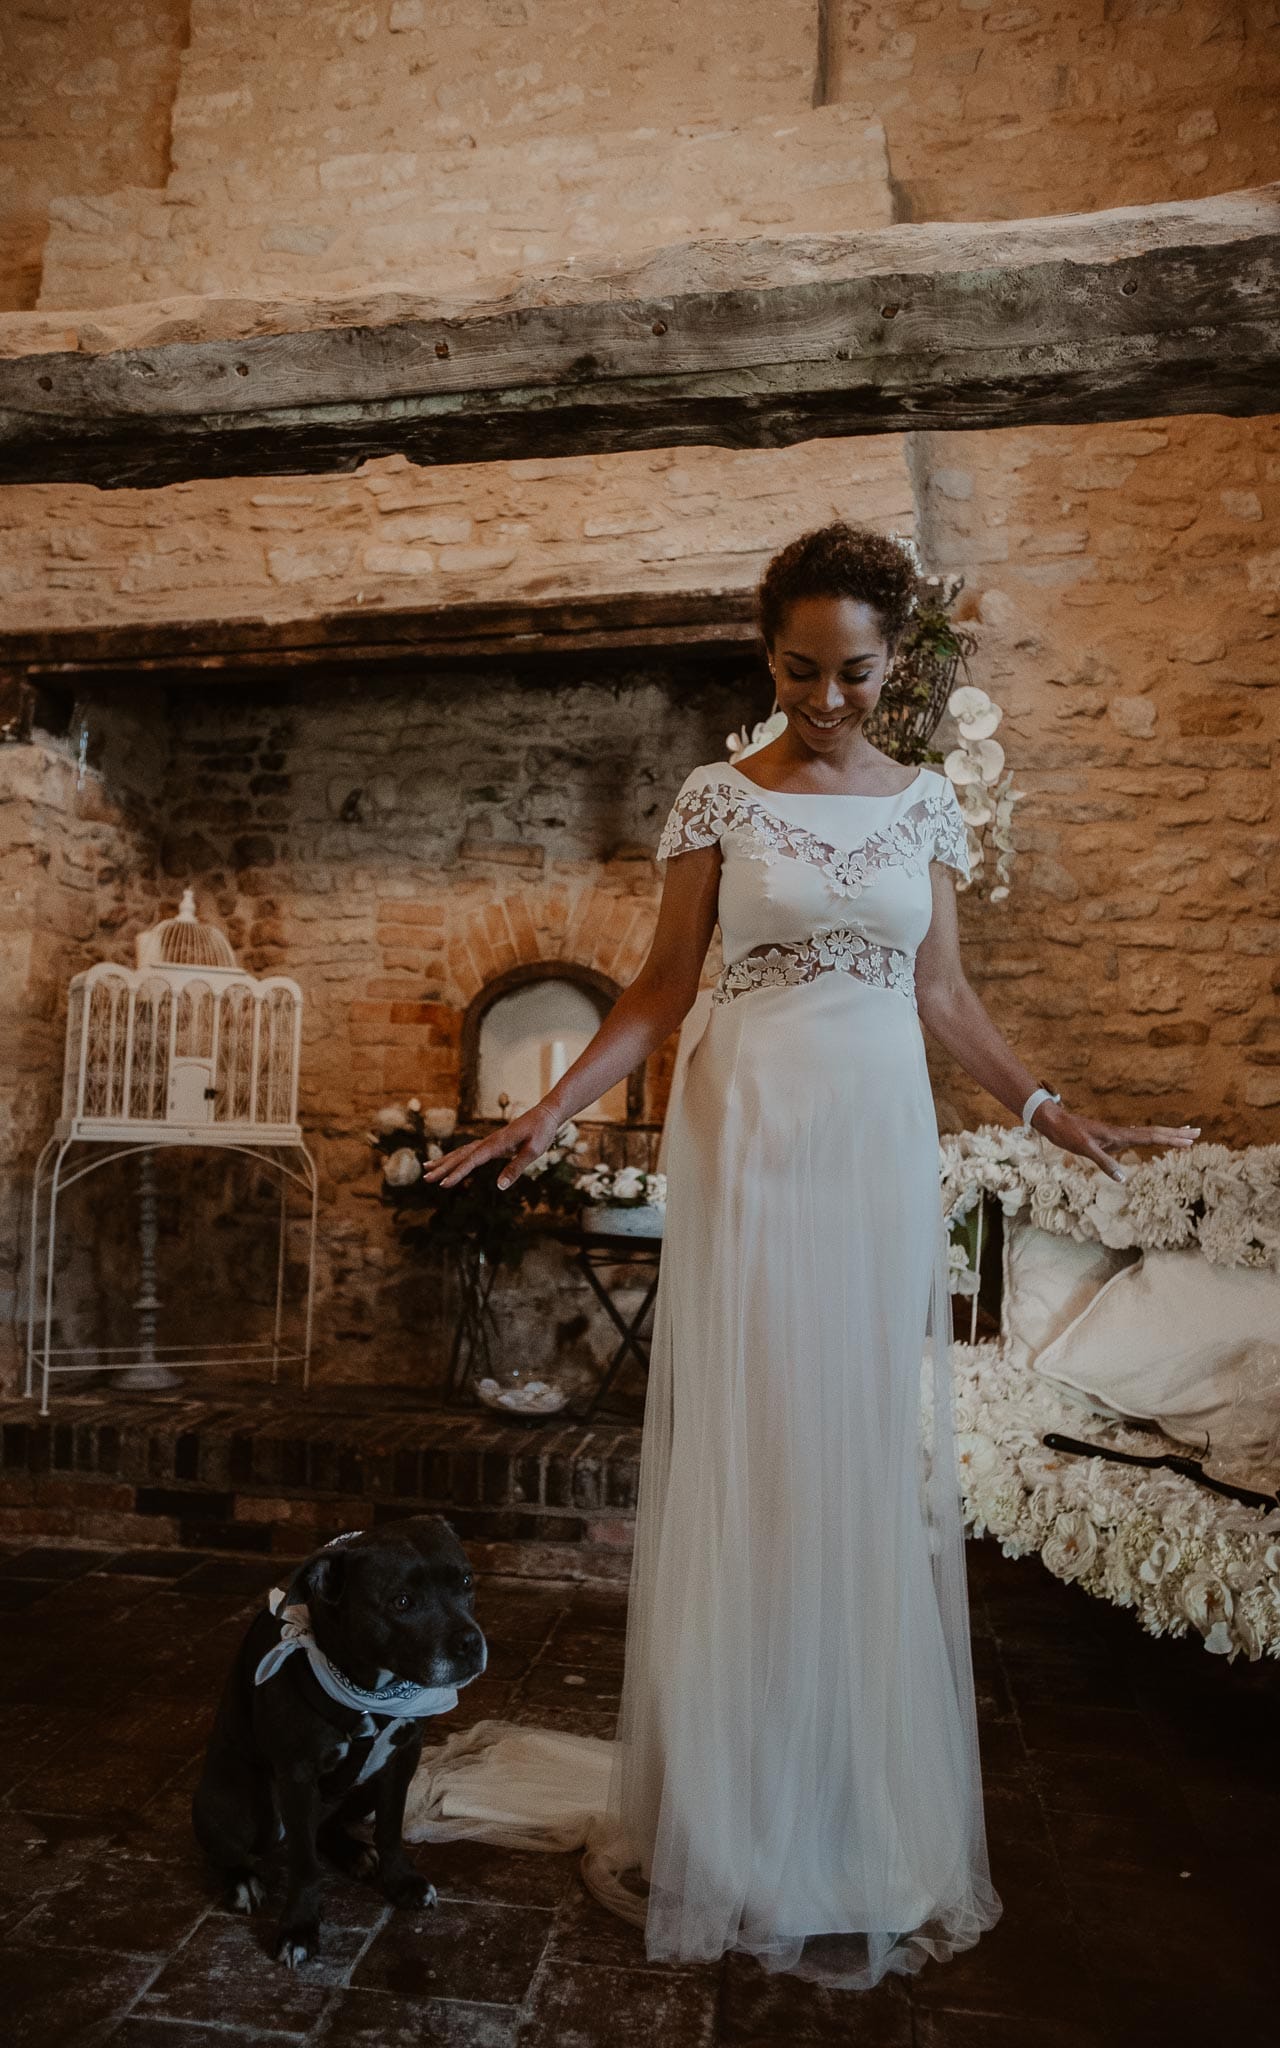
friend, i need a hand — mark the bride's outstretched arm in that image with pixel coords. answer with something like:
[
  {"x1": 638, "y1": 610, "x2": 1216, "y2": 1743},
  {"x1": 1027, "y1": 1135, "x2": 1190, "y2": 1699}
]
[
  {"x1": 913, "y1": 864, "x2": 1200, "y2": 1184},
  {"x1": 424, "y1": 843, "x2": 722, "y2": 1191}
]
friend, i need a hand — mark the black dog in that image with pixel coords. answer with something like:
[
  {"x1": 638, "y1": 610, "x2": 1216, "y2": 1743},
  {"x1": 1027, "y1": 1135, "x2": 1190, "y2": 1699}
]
[{"x1": 192, "y1": 1516, "x2": 486, "y2": 1966}]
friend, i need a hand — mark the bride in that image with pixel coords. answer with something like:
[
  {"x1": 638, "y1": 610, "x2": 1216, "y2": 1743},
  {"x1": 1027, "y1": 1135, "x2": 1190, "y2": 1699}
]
[{"x1": 420, "y1": 522, "x2": 1199, "y2": 1990}]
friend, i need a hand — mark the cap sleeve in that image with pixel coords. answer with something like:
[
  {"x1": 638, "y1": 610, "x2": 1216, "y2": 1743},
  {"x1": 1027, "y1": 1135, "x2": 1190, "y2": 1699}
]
[
  {"x1": 930, "y1": 773, "x2": 972, "y2": 880},
  {"x1": 655, "y1": 763, "x2": 730, "y2": 867}
]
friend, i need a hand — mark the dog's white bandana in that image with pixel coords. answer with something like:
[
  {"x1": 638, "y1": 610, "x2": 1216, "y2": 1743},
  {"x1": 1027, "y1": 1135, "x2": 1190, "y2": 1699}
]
[{"x1": 253, "y1": 1530, "x2": 475, "y2": 1723}]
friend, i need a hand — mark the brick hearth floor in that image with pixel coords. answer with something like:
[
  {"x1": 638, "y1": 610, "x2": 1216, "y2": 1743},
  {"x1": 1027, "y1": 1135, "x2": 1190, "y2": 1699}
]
[{"x1": 0, "y1": 1536, "x2": 1276, "y2": 2048}]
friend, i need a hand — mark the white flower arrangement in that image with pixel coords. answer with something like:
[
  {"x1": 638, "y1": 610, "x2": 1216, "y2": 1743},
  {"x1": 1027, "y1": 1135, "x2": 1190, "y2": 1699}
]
[
  {"x1": 946, "y1": 1339, "x2": 1280, "y2": 1663},
  {"x1": 942, "y1": 685, "x2": 1022, "y2": 903},
  {"x1": 939, "y1": 1124, "x2": 1280, "y2": 1270},
  {"x1": 574, "y1": 1164, "x2": 667, "y2": 1208},
  {"x1": 521, "y1": 1122, "x2": 590, "y2": 1179}
]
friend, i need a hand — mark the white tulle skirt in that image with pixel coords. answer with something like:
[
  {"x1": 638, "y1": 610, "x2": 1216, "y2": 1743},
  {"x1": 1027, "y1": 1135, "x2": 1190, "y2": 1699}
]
[{"x1": 404, "y1": 974, "x2": 1002, "y2": 1990}]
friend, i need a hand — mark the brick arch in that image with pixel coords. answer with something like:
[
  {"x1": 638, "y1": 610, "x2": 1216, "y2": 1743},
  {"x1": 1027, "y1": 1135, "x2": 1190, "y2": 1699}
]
[{"x1": 445, "y1": 883, "x2": 656, "y2": 1007}]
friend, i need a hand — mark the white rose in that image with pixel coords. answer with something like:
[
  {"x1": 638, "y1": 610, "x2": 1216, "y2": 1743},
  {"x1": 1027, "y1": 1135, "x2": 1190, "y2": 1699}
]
[
  {"x1": 1041, "y1": 1510, "x2": 1098, "y2": 1583},
  {"x1": 954, "y1": 1432, "x2": 1000, "y2": 1482},
  {"x1": 1178, "y1": 1568, "x2": 1233, "y2": 1637},
  {"x1": 373, "y1": 1104, "x2": 411, "y2": 1133},
  {"x1": 611, "y1": 1167, "x2": 645, "y2": 1201},
  {"x1": 383, "y1": 1147, "x2": 423, "y2": 1187},
  {"x1": 422, "y1": 1106, "x2": 456, "y2": 1139}
]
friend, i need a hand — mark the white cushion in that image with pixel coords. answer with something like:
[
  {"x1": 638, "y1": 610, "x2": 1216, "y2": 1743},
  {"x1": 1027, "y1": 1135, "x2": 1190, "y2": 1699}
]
[
  {"x1": 1033, "y1": 1248, "x2": 1280, "y2": 1490},
  {"x1": 1000, "y1": 1219, "x2": 1137, "y2": 1372}
]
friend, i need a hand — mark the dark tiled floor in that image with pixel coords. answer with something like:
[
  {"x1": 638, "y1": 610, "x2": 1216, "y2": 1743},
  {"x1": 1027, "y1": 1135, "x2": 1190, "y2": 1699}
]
[{"x1": 0, "y1": 1535, "x2": 1275, "y2": 2046}]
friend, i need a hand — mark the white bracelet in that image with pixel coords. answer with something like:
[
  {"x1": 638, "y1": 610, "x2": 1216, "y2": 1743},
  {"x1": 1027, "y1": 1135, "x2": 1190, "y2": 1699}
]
[{"x1": 1021, "y1": 1085, "x2": 1061, "y2": 1131}]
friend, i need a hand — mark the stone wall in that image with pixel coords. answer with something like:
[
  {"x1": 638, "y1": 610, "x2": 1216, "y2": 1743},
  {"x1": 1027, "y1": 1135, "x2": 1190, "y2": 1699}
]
[
  {"x1": 1, "y1": 1, "x2": 1278, "y2": 1398},
  {"x1": 0, "y1": 0, "x2": 188, "y2": 310},
  {"x1": 4, "y1": 662, "x2": 759, "y2": 1396},
  {"x1": 0, "y1": 700, "x2": 166, "y2": 1389}
]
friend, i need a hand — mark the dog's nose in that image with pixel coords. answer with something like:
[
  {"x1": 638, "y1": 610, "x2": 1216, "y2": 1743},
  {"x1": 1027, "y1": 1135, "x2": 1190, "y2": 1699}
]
[{"x1": 452, "y1": 1626, "x2": 485, "y2": 1669}]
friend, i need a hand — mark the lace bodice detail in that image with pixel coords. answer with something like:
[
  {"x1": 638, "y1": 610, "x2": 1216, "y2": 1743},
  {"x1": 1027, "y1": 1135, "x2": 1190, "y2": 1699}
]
[
  {"x1": 656, "y1": 766, "x2": 970, "y2": 890},
  {"x1": 713, "y1": 929, "x2": 917, "y2": 1008},
  {"x1": 655, "y1": 762, "x2": 969, "y2": 1000}
]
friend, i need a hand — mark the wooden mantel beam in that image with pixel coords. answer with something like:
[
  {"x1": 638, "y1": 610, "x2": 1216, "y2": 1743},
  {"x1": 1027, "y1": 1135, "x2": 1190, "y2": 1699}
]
[{"x1": 1, "y1": 186, "x2": 1277, "y2": 490}]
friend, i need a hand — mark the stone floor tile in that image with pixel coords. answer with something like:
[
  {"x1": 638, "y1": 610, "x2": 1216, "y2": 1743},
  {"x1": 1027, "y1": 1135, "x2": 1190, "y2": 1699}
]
[
  {"x1": 1045, "y1": 1804, "x2": 1207, "y2": 1887},
  {"x1": 516, "y1": 1957, "x2": 718, "y2": 2047},
  {"x1": 97, "y1": 1551, "x2": 215, "y2": 1579},
  {"x1": 7, "y1": 1847, "x2": 211, "y2": 1951},
  {"x1": 134, "y1": 1915, "x2": 335, "y2": 2030},
  {"x1": 1013, "y1": 1703, "x2": 1154, "y2": 1757},
  {"x1": 176, "y1": 1557, "x2": 292, "y2": 1597},
  {"x1": 0, "y1": 1545, "x2": 118, "y2": 1580},
  {"x1": 472, "y1": 1582, "x2": 573, "y2": 1641},
  {"x1": 911, "y1": 1905, "x2": 1104, "y2": 2028},
  {"x1": 539, "y1": 1625, "x2": 628, "y2": 1671},
  {"x1": 353, "y1": 1894, "x2": 553, "y2": 2005},
  {"x1": 718, "y1": 1947, "x2": 912, "y2": 2043},
  {"x1": 511, "y1": 1660, "x2": 621, "y2": 1711},
  {"x1": 316, "y1": 1986, "x2": 520, "y2": 2047},
  {"x1": 914, "y1": 2012, "x2": 1111, "y2": 2048},
  {"x1": 1026, "y1": 1749, "x2": 1195, "y2": 1824},
  {"x1": 0, "y1": 1704, "x2": 99, "y2": 1803},
  {"x1": 0, "y1": 1941, "x2": 162, "y2": 2046},
  {"x1": 414, "y1": 1836, "x2": 578, "y2": 1911},
  {"x1": 8, "y1": 1739, "x2": 192, "y2": 1822},
  {"x1": 111, "y1": 2021, "x2": 304, "y2": 2048},
  {"x1": 544, "y1": 1877, "x2": 717, "y2": 1978}
]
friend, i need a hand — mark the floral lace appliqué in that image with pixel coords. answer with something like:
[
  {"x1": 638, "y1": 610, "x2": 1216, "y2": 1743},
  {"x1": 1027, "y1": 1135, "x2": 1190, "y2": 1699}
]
[
  {"x1": 657, "y1": 774, "x2": 968, "y2": 889},
  {"x1": 713, "y1": 926, "x2": 917, "y2": 1008}
]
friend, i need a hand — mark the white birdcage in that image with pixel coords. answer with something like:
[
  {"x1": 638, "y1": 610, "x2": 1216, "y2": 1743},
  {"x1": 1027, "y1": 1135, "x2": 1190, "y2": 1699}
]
[
  {"x1": 60, "y1": 889, "x2": 303, "y2": 1141},
  {"x1": 28, "y1": 890, "x2": 317, "y2": 1413}
]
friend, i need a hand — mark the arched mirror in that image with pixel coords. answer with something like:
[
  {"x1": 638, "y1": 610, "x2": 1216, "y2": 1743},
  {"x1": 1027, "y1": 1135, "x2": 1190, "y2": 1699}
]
[{"x1": 459, "y1": 963, "x2": 645, "y2": 1124}]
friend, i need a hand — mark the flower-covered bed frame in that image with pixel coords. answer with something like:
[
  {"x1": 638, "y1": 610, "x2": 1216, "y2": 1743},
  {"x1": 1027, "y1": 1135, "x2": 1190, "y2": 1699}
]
[{"x1": 940, "y1": 1127, "x2": 1280, "y2": 1664}]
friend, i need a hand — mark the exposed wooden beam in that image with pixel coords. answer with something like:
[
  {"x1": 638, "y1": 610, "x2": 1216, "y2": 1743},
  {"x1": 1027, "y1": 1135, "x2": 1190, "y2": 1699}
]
[
  {"x1": 1, "y1": 185, "x2": 1276, "y2": 489},
  {"x1": 0, "y1": 588, "x2": 764, "y2": 686}
]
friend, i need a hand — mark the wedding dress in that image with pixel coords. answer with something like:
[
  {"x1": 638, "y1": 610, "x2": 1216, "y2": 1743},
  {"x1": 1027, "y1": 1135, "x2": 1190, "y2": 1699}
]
[{"x1": 402, "y1": 758, "x2": 1003, "y2": 1990}]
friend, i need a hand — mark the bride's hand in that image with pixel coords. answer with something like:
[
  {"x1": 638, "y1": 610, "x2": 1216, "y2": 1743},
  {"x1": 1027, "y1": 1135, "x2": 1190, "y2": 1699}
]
[
  {"x1": 422, "y1": 1102, "x2": 563, "y2": 1192},
  {"x1": 1029, "y1": 1103, "x2": 1200, "y2": 1184}
]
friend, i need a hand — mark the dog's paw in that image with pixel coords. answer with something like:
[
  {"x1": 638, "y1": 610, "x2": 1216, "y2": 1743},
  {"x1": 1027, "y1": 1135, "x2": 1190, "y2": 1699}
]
[
  {"x1": 383, "y1": 1868, "x2": 438, "y2": 1912},
  {"x1": 275, "y1": 1920, "x2": 319, "y2": 1969},
  {"x1": 227, "y1": 1874, "x2": 265, "y2": 1914}
]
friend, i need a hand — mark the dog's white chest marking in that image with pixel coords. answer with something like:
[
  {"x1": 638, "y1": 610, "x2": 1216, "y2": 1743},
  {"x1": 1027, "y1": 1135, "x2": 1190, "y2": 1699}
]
[{"x1": 356, "y1": 1717, "x2": 411, "y2": 1784}]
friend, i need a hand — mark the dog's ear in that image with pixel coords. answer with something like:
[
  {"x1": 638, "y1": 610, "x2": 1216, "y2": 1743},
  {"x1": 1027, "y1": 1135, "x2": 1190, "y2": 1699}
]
[{"x1": 299, "y1": 1546, "x2": 348, "y2": 1608}]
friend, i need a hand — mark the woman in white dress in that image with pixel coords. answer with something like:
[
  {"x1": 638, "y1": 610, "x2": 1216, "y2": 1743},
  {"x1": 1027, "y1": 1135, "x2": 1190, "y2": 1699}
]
[{"x1": 425, "y1": 524, "x2": 1199, "y2": 1989}]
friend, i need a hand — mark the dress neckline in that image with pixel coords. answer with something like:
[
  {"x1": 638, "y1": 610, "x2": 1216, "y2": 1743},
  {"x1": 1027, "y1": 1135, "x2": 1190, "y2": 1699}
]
[{"x1": 723, "y1": 761, "x2": 927, "y2": 803}]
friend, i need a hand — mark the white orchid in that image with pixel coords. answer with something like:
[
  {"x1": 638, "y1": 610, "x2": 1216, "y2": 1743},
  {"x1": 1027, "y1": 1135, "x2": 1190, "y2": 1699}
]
[
  {"x1": 726, "y1": 709, "x2": 788, "y2": 761},
  {"x1": 941, "y1": 684, "x2": 1022, "y2": 901}
]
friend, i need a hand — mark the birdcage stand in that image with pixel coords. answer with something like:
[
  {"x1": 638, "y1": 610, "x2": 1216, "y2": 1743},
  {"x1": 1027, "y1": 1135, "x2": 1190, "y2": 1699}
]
[{"x1": 25, "y1": 1129, "x2": 318, "y2": 1417}]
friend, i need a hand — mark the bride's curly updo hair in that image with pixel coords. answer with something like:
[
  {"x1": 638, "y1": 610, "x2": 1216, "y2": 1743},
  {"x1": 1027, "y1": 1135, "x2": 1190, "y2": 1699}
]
[{"x1": 757, "y1": 522, "x2": 919, "y2": 654}]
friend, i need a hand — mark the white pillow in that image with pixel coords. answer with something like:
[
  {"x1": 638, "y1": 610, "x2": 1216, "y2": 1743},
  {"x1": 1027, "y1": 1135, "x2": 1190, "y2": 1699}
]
[
  {"x1": 1000, "y1": 1219, "x2": 1138, "y2": 1371},
  {"x1": 1033, "y1": 1248, "x2": 1280, "y2": 1488}
]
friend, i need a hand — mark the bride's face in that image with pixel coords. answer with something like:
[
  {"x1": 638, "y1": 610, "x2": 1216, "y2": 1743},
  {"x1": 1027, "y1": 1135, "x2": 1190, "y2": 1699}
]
[{"x1": 769, "y1": 595, "x2": 893, "y2": 753}]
